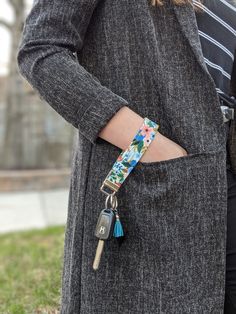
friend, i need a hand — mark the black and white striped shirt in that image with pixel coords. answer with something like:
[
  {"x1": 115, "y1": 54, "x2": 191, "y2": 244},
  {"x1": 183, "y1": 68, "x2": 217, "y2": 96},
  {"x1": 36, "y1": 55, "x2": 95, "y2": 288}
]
[{"x1": 195, "y1": 0, "x2": 236, "y2": 97}]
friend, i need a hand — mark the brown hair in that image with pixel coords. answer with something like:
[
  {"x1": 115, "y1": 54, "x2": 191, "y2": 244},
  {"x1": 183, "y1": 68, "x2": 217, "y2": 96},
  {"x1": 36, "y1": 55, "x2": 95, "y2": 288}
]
[
  {"x1": 151, "y1": 0, "x2": 195, "y2": 6},
  {"x1": 151, "y1": 0, "x2": 192, "y2": 5}
]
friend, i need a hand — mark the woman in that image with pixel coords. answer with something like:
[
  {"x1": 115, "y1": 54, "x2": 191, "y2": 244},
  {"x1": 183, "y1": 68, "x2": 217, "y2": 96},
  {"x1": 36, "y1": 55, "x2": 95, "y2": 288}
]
[
  {"x1": 196, "y1": 1, "x2": 236, "y2": 312},
  {"x1": 17, "y1": 0, "x2": 228, "y2": 312}
]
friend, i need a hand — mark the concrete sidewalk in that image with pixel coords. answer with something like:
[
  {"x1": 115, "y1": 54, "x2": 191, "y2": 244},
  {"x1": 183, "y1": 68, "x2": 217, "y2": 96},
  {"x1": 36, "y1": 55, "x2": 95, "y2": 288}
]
[{"x1": 0, "y1": 189, "x2": 69, "y2": 233}]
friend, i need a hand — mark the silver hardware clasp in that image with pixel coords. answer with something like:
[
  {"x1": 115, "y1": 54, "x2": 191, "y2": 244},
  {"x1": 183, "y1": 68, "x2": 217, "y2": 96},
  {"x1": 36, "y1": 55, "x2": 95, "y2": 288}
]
[{"x1": 221, "y1": 105, "x2": 234, "y2": 123}]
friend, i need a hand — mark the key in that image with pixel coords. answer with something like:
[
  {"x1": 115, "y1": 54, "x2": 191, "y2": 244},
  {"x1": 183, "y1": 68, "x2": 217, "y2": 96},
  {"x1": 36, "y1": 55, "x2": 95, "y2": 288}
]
[{"x1": 93, "y1": 208, "x2": 115, "y2": 270}]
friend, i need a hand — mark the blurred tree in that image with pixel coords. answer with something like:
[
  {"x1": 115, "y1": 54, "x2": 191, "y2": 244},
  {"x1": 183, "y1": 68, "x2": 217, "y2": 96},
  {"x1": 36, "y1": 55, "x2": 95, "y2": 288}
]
[
  {"x1": 0, "y1": 0, "x2": 26, "y2": 169},
  {"x1": 0, "y1": 0, "x2": 74, "y2": 170}
]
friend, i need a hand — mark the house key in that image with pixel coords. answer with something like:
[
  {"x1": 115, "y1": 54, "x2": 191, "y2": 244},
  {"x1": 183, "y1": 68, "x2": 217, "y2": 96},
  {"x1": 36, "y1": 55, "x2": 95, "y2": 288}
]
[{"x1": 92, "y1": 194, "x2": 117, "y2": 270}]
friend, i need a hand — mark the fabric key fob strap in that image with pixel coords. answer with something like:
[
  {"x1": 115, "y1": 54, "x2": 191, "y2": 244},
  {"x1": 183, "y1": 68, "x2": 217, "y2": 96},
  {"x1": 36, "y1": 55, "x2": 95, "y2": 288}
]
[
  {"x1": 100, "y1": 117, "x2": 159, "y2": 195},
  {"x1": 99, "y1": 117, "x2": 159, "y2": 240}
]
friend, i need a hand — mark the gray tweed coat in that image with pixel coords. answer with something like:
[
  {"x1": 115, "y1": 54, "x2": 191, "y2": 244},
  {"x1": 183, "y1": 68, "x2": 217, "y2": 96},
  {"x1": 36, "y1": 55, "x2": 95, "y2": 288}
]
[{"x1": 17, "y1": 0, "x2": 229, "y2": 313}]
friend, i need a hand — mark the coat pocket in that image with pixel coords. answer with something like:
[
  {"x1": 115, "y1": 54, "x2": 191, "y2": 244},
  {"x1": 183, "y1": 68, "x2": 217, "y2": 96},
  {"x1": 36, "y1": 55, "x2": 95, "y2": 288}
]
[
  {"x1": 122, "y1": 149, "x2": 227, "y2": 215},
  {"x1": 114, "y1": 149, "x2": 227, "y2": 307}
]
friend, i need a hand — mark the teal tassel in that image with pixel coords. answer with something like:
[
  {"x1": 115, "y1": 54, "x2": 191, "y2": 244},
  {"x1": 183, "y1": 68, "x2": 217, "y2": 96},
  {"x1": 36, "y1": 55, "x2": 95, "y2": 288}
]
[{"x1": 113, "y1": 213, "x2": 124, "y2": 238}]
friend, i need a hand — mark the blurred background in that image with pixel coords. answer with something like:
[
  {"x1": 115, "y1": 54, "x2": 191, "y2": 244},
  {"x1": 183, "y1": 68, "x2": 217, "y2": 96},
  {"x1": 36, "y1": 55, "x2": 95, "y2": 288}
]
[{"x1": 0, "y1": 1, "x2": 74, "y2": 313}]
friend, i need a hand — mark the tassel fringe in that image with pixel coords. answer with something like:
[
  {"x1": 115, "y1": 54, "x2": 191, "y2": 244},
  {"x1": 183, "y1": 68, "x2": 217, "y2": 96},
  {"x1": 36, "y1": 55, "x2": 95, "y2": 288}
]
[{"x1": 113, "y1": 212, "x2": 124, "y2": 238}]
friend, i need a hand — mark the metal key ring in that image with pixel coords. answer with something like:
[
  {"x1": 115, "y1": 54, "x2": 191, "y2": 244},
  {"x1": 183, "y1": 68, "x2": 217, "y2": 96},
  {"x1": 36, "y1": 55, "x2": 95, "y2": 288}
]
[
  {"x1": 110, "y1": 194, "x2": 118, "y2": 209},
  {"x1": 105, "y1": 193, "x2": 118, "y2": 209}
]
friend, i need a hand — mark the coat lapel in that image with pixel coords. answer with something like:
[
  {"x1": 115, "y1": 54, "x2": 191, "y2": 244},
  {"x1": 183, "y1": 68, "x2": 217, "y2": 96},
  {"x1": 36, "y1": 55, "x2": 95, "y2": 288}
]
[{"x1": 173, "y1": 4, "x2": 211, "y2": 79}]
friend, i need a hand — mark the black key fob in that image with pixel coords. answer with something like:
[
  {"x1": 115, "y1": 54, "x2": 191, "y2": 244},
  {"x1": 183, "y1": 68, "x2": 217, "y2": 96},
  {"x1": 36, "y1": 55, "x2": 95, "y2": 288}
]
[{"x1": 94, "y1": 209, "x2": 115, "y2": 240}]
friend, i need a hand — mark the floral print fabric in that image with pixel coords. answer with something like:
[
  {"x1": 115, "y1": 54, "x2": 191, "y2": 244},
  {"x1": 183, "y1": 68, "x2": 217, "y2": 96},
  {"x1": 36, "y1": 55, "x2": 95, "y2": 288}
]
[{"x1": 103, "y1": 118, "x2": 159, "y2": 192}]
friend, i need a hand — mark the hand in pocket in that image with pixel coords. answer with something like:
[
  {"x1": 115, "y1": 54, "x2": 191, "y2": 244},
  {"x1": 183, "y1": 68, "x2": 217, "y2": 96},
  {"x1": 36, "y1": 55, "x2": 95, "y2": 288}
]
[{"x1": 140, "y1": 132, "x2": 188, "y2": 163}]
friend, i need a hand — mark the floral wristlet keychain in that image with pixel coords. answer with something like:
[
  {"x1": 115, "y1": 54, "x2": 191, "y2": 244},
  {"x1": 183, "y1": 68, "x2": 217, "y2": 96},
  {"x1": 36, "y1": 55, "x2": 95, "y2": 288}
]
[{"x1": 93, "y1": 117, "x2": 159, "y2": 270}]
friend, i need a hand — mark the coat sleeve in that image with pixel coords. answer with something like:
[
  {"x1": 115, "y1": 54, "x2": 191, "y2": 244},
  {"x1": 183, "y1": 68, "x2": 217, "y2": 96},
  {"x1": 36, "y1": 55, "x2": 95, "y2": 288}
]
[{"x1": 17, "y1": 0, "x2": 129, "y2": 144}]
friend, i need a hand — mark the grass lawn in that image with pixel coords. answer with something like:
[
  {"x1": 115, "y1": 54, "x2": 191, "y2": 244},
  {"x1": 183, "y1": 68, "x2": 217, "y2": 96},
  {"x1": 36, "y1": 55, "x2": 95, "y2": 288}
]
[{"x1": 0, "y1": 226, "x2": 65, "y2": 314}]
